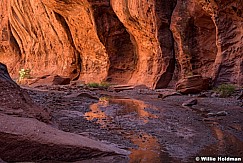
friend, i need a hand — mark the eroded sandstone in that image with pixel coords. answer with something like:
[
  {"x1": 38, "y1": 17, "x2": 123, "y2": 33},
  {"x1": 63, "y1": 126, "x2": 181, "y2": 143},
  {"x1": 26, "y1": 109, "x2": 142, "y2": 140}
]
[{"x1": 0, "y1": 0, "x2": 242, "y2": 89}]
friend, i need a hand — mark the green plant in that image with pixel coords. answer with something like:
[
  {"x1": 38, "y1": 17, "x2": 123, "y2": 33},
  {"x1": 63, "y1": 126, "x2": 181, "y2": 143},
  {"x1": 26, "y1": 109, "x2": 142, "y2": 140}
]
[
  {"x1": 99, "y1": 82, "x2": 111, "y2": 88},
  {"x1": 214, "y1": 84, "x2": 236, "y2": 97},
  {"x1": 87, "y1": 82, "x2": 100, "y2": 88},
  {"x1": 19, "y1": 69, "x2": 31, "y2": 80},
  {"x1": 86, "y1": 82, "x2": 111, "y2": 89}
]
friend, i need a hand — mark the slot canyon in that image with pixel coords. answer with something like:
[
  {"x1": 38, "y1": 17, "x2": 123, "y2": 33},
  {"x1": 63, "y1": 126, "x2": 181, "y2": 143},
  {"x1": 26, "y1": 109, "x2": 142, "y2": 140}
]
[{"x1": 0, "y1": 0, "x2": 242, "y2": 162}]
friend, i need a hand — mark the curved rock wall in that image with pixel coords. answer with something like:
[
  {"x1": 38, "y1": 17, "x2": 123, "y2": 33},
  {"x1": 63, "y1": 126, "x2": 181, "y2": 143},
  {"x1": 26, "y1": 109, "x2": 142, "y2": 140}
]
[
  {"x1": 0, "y1": 0, "x2": 242, "y2": 88},
  {"x1": 171, "y1": 0, "x2": 243, "y2": 86}
]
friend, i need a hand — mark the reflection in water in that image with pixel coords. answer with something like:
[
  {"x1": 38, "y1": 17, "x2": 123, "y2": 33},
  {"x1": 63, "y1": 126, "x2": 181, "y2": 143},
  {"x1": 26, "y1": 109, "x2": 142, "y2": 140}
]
[
  {"x1": 84, "y1": 98, "x2": 158, "y2": 126},
  {"x1": 84, "y1": 100, "x2": 110, "y2": 127},
  {"x1": 129, "y1": 133, "x2": 161, "y2": 163},
  {"x1": 109, "y1": 98, "x2": 158, "y2": 123},
  {"x1": 198, "y1": 126, "x2": 243, "y2": 157},
  {"x1": 214, "y1": 127, "x2": 225, "y2": 154},
  {"x1": 84, "y1": 98, "x2": 163, "y2": 162}
]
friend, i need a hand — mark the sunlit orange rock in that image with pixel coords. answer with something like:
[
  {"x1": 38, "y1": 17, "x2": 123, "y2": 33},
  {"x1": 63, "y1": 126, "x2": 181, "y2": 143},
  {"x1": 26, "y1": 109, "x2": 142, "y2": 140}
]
[{"x1": 0, "y1": 0, "x2": 242, "y2": 89}]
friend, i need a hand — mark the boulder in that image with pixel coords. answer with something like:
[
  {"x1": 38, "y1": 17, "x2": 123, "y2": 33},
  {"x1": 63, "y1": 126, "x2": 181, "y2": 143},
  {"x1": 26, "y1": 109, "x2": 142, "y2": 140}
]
[
  {"x1": 29, "y1": 75, "x2": 71, "y2": 87},
  {"x1": 216, "y1": 111, "x2": 228, "y2": 116},
  {"x1": 0, "y1": 113, "x2": 129, "y2": 162},
  {"x1": 52, "y1": 75, "x2": 71, "y2": 85},
  {"x1": 176, "y1": 75, "x2": 210, "y2": 94}
]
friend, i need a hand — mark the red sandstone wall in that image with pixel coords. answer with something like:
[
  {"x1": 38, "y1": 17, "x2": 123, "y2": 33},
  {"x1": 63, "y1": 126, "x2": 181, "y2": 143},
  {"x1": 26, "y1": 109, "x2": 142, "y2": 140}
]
[{"x1": 0, "y1": 0, "x2": 242, "y2": 88}]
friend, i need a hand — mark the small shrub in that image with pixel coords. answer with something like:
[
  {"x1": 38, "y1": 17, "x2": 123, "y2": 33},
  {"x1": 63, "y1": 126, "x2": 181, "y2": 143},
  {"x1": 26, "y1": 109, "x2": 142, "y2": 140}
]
[
  {"x1": 86, "y1": 82, "x2": 111, "y2": 89},
  {"x1": 87, "y1": 82, "x2": 100, "y2": 88},
  {"x1": 19, "y1": 69, "x2": 31, "y2": 80},
  {"x1": 215, "y1": 84, "x2": 236, "y2": 97},
  {"x1": 99, "y1": 82, "x2": 111, "y2": 88}
]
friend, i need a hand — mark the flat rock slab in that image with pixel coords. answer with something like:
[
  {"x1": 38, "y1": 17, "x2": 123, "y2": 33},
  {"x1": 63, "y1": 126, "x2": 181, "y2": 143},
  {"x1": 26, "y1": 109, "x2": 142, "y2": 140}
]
[
  {"x1": 182, "y1": 98, "x2": 198, "y2": 106},
  {"x1": 0, "y1": 113, "x2": 129, "y2": 162}
]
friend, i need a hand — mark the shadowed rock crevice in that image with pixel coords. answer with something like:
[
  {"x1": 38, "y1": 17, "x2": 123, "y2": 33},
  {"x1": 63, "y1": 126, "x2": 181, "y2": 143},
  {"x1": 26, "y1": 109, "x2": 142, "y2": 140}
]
[
  {"x1": 91, "y1": 2, "x2": 137, "y2": 84},
  {"x1": 155, "y1": 0, "x2": 177, "y2": 89},
  {"x1": 8, "y1": 22, "x2": 21, "y2": 56},
  {"x1": 54, "y1": 12, "x2": 82, "y2": 80},
  {"x1": 170, "y1": 0, "x2": 219, "y2": 93}
]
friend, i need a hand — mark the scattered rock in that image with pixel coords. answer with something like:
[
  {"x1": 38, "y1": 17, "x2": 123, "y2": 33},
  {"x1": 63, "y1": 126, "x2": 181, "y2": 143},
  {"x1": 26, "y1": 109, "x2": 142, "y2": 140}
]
[
  {"x1": 158, "y1": 90, "x2": 181, "y2": 99},
  {"x1": 197, "y1": 92, "x2": 212, "y2": 98},
  {"x1": 109, "y1": 85, "x2": 135, "y2": 92},
  {"x1": 198, "y1": 108, "x2": 210, "y2": 113},
  {"x1": 216, "y1": 111, "x2": 228, "y2": 116},
  {"x1": 211, "y1": 92, "x2": 220, "y2": 98},
  {"x1": 206, "y1": 111, "x2": 228, "y2": 117},
  {"x1": 207, "y1": 113, "x2": 217, "y2": 117},
  {"x1": 70, "y1": 80, "x2": 85, "y2": 86},
  {"x1": 237, "y1": 91, "x2": 243, "y2": 100},
  {"x1": 176, "y1": 75, "x2": 210, "y2": 94},
  {"x1": 197, "y1": 93, "x2": 207, "y2": 97},
  {"x1": 182, "y1": 98, "x2": 198, "y2": 106}
]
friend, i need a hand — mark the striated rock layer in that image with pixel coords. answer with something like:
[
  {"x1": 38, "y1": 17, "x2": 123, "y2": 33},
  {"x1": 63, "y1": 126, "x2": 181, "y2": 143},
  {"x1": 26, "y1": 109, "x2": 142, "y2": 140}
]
[{"x1": 0, "y1": 0, "x2": 242, "y2": 88}]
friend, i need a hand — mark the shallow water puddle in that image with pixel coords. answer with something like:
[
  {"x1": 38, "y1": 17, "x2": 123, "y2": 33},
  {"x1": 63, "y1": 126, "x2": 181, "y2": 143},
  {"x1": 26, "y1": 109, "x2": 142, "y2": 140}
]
[
  {"x1": 84, "y1": 98, "x2": 165, "y2": 162},
  {"x1": 109, "y1": 98, "x2": 158, "y2": 123},
  {"x1": 84, "y1": 101, "x2": 111, "y2": 127},
  {"x1": 129, "y1": 133, "x2": 162, "y2": 163},
  {"x1": 84, "y1": 97, "x2": 158, "y2": 126},
  {"x1": 197, "y1": 126, "x2": 243, "y2": 157}
]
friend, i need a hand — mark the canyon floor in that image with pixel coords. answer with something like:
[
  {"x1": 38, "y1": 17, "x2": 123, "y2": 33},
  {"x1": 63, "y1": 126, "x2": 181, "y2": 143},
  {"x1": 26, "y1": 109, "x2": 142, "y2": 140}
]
[{"x1": 4, "y1": 83, "x2": 243, "y2": 163}]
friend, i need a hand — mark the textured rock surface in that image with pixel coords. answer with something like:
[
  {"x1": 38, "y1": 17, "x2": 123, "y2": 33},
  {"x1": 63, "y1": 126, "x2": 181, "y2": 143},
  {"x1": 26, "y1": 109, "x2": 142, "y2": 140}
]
[
  {"x1": 0, "y1": 113, "x2": 128, "y2": 162},
  {"x1": 0, "y1": 62, "x2": 50, "y2": 121},
  {"x1": 176, "y1": 75, "x2": 210, "y2": 94},
  {"x1": 171, "y1": 0, "x2": 243, "y2": 87},
  {"x1": 0, "y1": 0, "x2": 242, "y2": 88}
]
